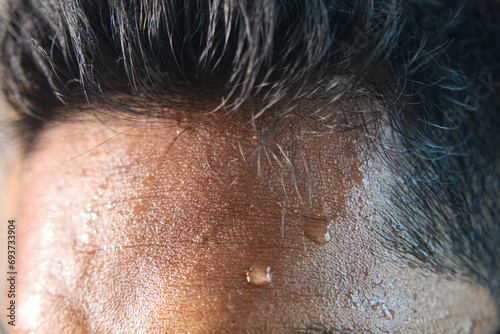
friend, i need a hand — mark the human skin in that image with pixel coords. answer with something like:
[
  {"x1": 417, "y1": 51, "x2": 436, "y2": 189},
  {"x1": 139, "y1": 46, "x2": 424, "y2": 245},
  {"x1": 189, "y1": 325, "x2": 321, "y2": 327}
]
[{"x1": 1, "y1": 108, "x2": 499, "y2": 333}]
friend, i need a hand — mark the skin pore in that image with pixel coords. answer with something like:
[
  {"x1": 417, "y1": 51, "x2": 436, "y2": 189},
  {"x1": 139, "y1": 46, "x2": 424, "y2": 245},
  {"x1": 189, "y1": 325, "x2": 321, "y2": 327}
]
[{"x1": 2, "y1": 105, "x2": 498, "y2": 333}]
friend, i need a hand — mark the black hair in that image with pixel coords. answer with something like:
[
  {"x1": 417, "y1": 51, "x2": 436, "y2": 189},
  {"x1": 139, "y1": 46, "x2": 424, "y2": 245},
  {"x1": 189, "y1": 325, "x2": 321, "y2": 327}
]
[{"x1": 0, "y1": 0, "x2": 499, "y2": 312}]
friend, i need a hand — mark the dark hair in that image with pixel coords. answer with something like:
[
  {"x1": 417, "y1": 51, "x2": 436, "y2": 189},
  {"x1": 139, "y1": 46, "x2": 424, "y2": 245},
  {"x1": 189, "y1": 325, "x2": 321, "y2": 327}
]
[{"x1": 1, "y1": 0, "x2": 499, "y2": 309}]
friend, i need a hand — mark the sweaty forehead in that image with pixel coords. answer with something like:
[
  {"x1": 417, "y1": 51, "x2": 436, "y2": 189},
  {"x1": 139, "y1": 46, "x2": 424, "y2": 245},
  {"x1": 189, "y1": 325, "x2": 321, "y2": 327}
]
[{"x1": 8, "y1": 110, "x2": 498, "y2": 333}]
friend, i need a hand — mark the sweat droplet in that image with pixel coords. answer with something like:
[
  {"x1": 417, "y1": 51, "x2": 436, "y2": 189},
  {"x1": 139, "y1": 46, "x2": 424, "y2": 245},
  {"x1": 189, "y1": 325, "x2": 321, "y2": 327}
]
[
  {"x1": 307, "y1": 229, "x2": 331, "y2": 244},
  {"x1": 246, "y1": 266, "x2": 272, "y2": 286},
  {"x1": 303, "y1": 216, "x2": 332, "y2": 245}
]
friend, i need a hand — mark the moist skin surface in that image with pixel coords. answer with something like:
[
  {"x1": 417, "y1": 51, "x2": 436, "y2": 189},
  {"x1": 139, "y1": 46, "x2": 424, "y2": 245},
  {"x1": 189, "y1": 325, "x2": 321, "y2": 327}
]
[{"x1": 2, "y1": 110, "x2": 498, "y2": 333}]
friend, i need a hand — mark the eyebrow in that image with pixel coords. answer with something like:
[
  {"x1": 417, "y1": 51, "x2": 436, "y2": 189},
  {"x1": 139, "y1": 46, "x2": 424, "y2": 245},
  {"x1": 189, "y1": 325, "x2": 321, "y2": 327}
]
[{"x1": 1, "y1": 0, "x2": 500, "y2": 314}]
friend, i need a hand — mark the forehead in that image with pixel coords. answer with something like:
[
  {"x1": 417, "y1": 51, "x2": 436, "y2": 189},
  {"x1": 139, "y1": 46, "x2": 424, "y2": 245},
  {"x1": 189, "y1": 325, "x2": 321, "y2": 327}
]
[{"x1": 5, "y1": 112, "x2": 498, "y2": 333}]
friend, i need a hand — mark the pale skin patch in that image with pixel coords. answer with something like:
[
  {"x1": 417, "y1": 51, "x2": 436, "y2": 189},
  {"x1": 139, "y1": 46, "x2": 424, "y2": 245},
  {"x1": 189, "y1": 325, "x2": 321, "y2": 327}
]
[{"x1": 1, "y1": 110, "x2": 498, "y2": 333}]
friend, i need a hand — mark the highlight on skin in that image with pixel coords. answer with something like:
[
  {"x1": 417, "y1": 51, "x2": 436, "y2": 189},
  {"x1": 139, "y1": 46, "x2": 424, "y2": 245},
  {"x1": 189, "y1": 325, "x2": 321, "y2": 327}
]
[
  {"x1": 7, "y1": 110, "x2": 499, "y2": 332},
  {"x1": 0, "y1": 0, "x2": 499, "y2": 332}
]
